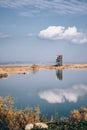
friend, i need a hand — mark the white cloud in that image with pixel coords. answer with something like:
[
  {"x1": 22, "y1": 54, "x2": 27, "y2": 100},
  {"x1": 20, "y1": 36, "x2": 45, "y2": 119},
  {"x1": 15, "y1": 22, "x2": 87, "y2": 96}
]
[
  {"x1": 0, "y1": 0, "x2": 87, "y2": 15},
  {"x1": 39, "y1": 26, "x2": 87, "y2": 44},
  {"x1": 0, "y1": 33, "x2": 12, "y2": 39},
  {"x1": 19, "y1": 12, "x2": 33, "y2": 17},
  {"x1": 27, "y1": 33, "x2": 35, "y2": 37},
  {"x1": 39, "y1": 84, "x2": 87, "y2": 103},
  {"x1": 19, "y1": 10, "x2": 40, "y2": 17}
]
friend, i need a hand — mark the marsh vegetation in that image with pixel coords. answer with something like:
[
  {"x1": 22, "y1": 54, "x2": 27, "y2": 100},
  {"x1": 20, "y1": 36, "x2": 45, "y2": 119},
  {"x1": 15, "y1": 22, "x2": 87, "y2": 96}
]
[{"x1": 0, "y1": 96, "x2": 87, "y2": 130}]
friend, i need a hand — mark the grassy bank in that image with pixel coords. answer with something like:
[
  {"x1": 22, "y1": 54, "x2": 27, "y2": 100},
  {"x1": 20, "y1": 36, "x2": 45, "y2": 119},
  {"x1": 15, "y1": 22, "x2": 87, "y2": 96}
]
[
  {"x1": 0, "y1": 96, "x2": 87, "y2": 130},
  {"x1": 0, "y1": 64, "x2": 87, "y2": 78}
]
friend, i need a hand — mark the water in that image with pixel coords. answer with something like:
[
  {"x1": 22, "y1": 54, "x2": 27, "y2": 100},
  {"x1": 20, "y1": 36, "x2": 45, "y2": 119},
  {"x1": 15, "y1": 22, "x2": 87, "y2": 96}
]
[{"x1": 0, "y1": 68, "x2": 87, "y2": 118}]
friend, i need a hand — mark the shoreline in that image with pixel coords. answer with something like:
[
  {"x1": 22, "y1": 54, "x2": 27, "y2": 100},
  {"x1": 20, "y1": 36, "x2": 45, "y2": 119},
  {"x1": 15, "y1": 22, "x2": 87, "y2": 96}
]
[{"x1": 0, "y1": 64, "x2": 87, "y2": 77}]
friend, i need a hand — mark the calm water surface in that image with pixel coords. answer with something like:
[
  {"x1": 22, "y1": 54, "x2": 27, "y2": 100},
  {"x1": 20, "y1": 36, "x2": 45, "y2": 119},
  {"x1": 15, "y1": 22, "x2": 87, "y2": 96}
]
[{"x1": 0, "y1": 69, "x2": 87, "y2": 118}]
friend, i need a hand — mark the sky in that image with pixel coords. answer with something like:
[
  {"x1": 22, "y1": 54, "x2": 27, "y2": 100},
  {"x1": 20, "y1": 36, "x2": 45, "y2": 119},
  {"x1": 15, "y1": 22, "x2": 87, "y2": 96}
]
[{"x1": 0, "y1": 0, "x2": 87, "y2": 64}]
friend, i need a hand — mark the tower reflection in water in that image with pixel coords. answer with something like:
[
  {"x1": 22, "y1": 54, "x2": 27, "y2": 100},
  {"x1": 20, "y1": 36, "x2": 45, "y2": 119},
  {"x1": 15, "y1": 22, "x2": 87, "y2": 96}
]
[{"x1": 56, "y1": 70, "x2": 63, "y2": 80}]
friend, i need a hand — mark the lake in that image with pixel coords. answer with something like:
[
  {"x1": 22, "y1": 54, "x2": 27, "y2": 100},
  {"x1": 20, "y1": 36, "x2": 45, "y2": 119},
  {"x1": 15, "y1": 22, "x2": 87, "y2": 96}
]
[{"x1": 0, "y1": 68, "x2": 87, "y2": 119}]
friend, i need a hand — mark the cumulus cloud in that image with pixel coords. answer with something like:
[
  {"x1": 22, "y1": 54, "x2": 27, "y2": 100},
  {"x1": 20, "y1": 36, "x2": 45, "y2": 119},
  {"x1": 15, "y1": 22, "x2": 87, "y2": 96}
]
[
  {"x1": 0, "y1": 0, "x2": 87, "y2": 15},
  {"x1": 0, "y1": 33, "x2": 12, "y2": 39},
  {"x1": 39, "y1": 26, "x2": 87, "y2": 44},
  {"x1": 39, "y1": 84, "x2": 87, "y2": 103}
]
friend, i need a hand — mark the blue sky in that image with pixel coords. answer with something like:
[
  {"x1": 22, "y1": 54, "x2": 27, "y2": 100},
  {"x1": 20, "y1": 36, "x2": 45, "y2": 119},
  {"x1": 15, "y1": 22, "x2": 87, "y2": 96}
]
[{"x1": 0, "y1": 0, "x2": 87, "y2": 64}]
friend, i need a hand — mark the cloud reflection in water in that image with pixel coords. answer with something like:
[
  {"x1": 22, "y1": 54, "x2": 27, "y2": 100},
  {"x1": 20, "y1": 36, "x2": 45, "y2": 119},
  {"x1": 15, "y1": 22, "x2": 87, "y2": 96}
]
[{"x1": 39, "y1": 85, "x2": 87, "y2": 103}]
